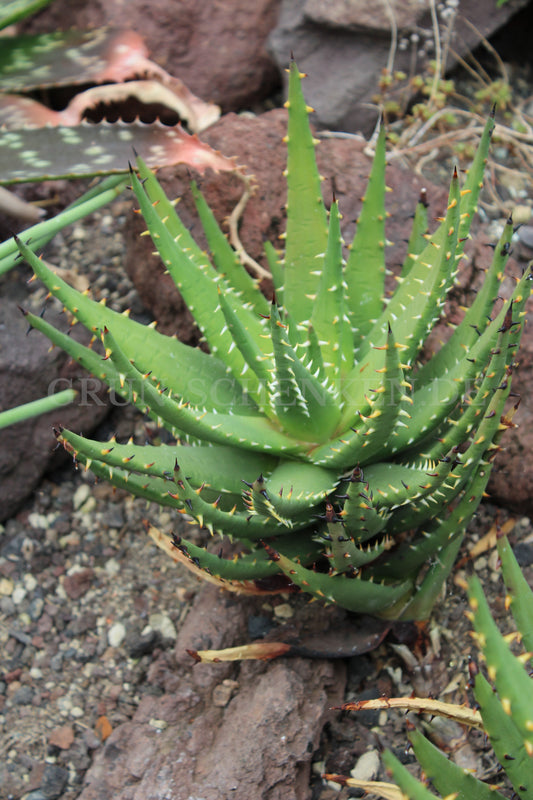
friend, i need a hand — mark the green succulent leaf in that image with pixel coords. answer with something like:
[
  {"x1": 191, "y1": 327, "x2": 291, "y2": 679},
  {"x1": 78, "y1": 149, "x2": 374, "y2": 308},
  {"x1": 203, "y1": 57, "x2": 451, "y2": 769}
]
[
  {"x1": 265, "y1": 544, "x2": 413, "y2": 614},
  {"x1": 497, "y1": 535, "x2": 533, "y2": 654},
  {"x1": 310, "y1": 199, "x2": 351, "y2": 380},
  {"x1": 190, "y1": 180, "x2": 269, "y2": 316},
  {"x1": 473, "y1": 671, "x2": 533, "y2": 800},
  {"x1": 381, "y1": 750, "x2": 442, "y2": 800},
  {"x1": 408, "y1": 727, "x2": 508, "y2": 799},
  {"x1": 0, "y1": 0, "x2": 53, "y2": 32},
  {"x1": 282, "y1": 60, "x2": 328, "y2": 326},
  {"x1": 401, "y1": 188, "x2": 429, "y2": 278},
  {"x1": 16, "y1": 242, "x2": 255, "y2": 415},
  {"x1": 468, "y1": 575, "x2": 533, "y2": 759},
  {"x1": 345, "y1": 124, "x2": 387, "y2": 347}
]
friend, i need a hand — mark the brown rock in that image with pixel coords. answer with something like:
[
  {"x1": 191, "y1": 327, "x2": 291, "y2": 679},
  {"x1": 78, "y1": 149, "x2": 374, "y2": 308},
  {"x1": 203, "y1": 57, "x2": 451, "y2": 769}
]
[
  {"x1": 48, "y1": 724, "x2": 75, "y2": 750},
  {"x1": 78, "y1": 586, "x2": 346, "y2": 800},
  {"x1": 63, "y1": 568, "x2": 95, "y2": 600},
  {"x1": 24, "y1": 0, "x2": 282, "y2": 112},
  {"x1": 269, "y1": 0, "x2": 531, "y2": 133},
  {"x1": 305, "y1": 0, "x2": 425, "y2": 32}
]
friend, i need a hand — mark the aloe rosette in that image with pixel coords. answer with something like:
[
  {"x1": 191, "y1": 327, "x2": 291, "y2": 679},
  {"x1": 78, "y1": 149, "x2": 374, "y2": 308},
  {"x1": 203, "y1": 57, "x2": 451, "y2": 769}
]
[{"x1": 17, "y1": 62, "x2": 531, "y2": 619}]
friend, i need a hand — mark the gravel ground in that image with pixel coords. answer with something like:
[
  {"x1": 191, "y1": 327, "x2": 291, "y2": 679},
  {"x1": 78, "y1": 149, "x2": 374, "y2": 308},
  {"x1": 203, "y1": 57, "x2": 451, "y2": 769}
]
[{"x1": 0, "y1": 450, "x2": 203, "y2": 800}]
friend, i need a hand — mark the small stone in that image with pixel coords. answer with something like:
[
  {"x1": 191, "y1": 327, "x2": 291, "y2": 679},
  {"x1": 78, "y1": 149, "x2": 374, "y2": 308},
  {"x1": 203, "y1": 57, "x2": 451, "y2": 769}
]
[
  {"x1": 82, "y1": 728, "x2": 102, "y2": 750},
  {"x1": 147, "y1": 613, "x2": 177, "y2": 640},
  {"x1": 79, "y1": 496, "x2": 96, "y2": 513},
  {"x1": 73, "y1": 483, "x2": 91, "y2": 510},
  {"x1": 12, "y1": 584, "x2": 27, "y2": 604},
  {"x1": 24, "y1": 573, "x2": 38, "y2": 592},
  {"x1": 57, "y1": 695, "x2": 73, "y2": 715},
  {"x1": 58, "y1": 532, "x2": 80, "y2": 549},
  {"x1": 0, "y1": 596, "x2": 15, "y2": 616},
  {"x1": 104, "y1": 558, "x2": 121, "y2": 577},
  {"x1": 18, "y1": 611, "x2": 32, "y2": 627},
  {"x1": 68, "y1": 610, "x2": 97, "y2": 636},
  {"x1": 48, "y1": 724, "x2": 75, "y2": 750},
  {"x1": 108, "y1": 621, "x2": 126, "y2": 648},
  {"x1": 29, "y1": 597, "x2": 45, "y2": 621},
  {"x1": 106, "y1": 507, "x2": 125, "y2": 528},
  {"x1": 126, "y1": 629, "x2": 160, "y2": 659},
  {"x1": 72, "y1": 224, "x2": 87, "y2": 241},
  {"x1": 10, "y1": 628, "x2": 32, "y2": 645},
  {"x1": 273, "y1": 603, "x2": 293, "y2": 620},
  {"x1": 70, "y1": 706, "x2": 85, "y2": 719},
  {"x1": 213, "y1": 679, "x2": 239, "y2": 707},
  {"x1": 0, "y1": 577, "x2": 14, "y2": 596},
  {"x1": 50, "y1": 653, "x2": 64, "y2": 672},
  {"x1": 518, "y1": 225, "x2": 533, "y2": 249},
  {"x1": 350, "y1": 749, "x2": 380, "y2": 781},
  {"x1": 21, "y1": 537, "x2": 36, "y2": 560},
  {"x1": 148, "y1": 718, "x2": 168, "y2": 731},
  {"x1": 83, "y1": 728, "x2": 101, "y2": 750},
  {"x1": 39, "y1": 763, "x2": 69, "y2": 799},
  {"x1": 12, "y1": 685, "x2": 35, "y2": 705},
  {"x1": 28, "y1": 512, "x2": 50, "y2": 530},
  {"x1": 63, "y1": 568, "x2": 94, "y2": 600}
]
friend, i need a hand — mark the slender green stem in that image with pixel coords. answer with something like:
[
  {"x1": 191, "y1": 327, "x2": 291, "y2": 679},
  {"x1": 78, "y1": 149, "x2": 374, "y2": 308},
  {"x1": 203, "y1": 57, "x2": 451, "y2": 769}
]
[
  {"x1": 0, "y1": 389, "x2": 77, "y2": 430},
  {"x1": 0, "y1": 175, "x2": 127, "y2": 276}
]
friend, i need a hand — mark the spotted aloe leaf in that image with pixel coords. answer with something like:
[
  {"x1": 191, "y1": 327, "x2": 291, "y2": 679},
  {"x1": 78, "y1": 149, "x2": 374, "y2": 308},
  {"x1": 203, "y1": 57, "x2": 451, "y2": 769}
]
[
  {"x1": 0, "y1": 27, "x2": 221, "y2": 184},
  {"x1": 15, "y1": 60, "x2": 532, "y2": 620},
  {"x1": 0, "y1": 0, "x2": 53, "y2": 30},
  {"x1": 0, "y1": 121, "x2": 243, "y2": 184},
  {"x1": 0, "y1": 28, "x2": 219, "y2": 132}
]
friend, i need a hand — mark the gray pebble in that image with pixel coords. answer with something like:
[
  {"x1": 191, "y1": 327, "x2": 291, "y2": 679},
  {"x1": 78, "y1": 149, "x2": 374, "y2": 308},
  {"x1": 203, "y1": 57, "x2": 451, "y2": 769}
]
[
  {"x1": 50, "y1": 652, "x2": 64, "y2": 671},
  {"x1": 39, "y1": 763, "x2": 69, "y2": 799},
  {"x1": 0, "y1": 596, "x2": 15, "y2": 616},
  {"x1": 9, "y1": 629, "x2": 32, "y2": 646},
  {"x1": 106, "y1": 507, "x2": 125, "y2": 529},
  {"x1": 29, "y1": 596, "x2": 45, "y2": 621},
  {"x1": 518, "y1": 225, "x2": 533, "y2": 249},
  {"x1": 12, "y1": 685, "x2": 35, "y2": 705}
]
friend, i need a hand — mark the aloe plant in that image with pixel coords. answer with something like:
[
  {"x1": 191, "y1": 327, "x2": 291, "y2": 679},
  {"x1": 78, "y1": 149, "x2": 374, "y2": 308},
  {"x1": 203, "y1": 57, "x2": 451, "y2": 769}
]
[
  {"x1": 15, "y1": 61, "x2": 532, "y2": 619},
  {"x1": 336, "y1": 535, "x2": 533, "y2": 798}
]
